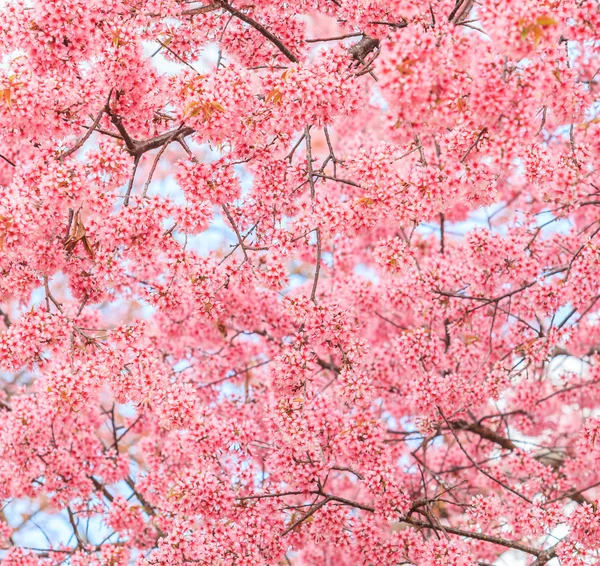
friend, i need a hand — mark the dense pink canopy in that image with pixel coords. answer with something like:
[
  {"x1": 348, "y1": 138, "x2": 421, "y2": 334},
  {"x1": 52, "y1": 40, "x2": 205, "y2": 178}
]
[{"x1": 0, "y1": 0, "x2": 600, "y2": 564}]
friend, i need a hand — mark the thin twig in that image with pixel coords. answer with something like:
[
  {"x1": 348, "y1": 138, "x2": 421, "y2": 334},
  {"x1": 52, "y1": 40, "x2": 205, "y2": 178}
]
[
  {"x1": 311, "y1": 228, "x2": 322, "y2": 304},
  {"x1": 286, "y1": 131, "x2": 306, "y2": 163},
  {"x1": 312, "y1": 173, "x2": 362, "y2": 188},
  {"x1": 43, "y1": 276, "x2": 63, "y2": 313},
  {"x1": 60, "y1": 106, "x2": 105, "y2": 160},
  {"x1": 306, "y1": 32, "x2": 362, "y2": 43},
  {"x1": 281, "y1": 496, "x2": 331, "y2": 536},
  {"x1": 0, "y1": 154, "x2": 16, "y2": 167},
  {"x1": 305, "y1": 125, "x2": 315, "y2": 200},
  {"x1": 156, "y1": 39, "x2": 202, "y2": 75},
  {"x1": 222, "y1": 204, "x2": 249, "y2": 261},
  {"x1": 460, "y1": 128, "x2": 488, "y2": 163},
  {"x1": 142, "y1": 131, "x2": 180, "y2": 199},
  {"x1": 123, "y1": 155, "x2": 141, "y2": 206}
]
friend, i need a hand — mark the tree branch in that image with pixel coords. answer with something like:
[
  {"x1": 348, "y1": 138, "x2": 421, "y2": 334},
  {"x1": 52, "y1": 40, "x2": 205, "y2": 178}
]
[{"x1": 217, "y1": 0, "x2": 299, "y2": 63}]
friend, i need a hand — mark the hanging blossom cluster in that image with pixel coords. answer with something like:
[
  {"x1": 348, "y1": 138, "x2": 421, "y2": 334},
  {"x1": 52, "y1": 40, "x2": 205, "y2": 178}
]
[{"x1": 1, "y1": 0, "x2": 600, "y2": 564}]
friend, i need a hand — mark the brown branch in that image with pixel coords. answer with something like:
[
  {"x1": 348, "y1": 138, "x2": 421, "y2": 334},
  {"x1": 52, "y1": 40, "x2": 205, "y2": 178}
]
[
  {"x1": 134, "y1": 126, "x2": 195, "y2": 156},
  {"x1": 310, "y1": 228, "x2": 322, "y2": 304},
  {"x1": 529, "y1": 545, "x2": 558, "y2": 566},
  {"x1": 306, "y1": 32, "x2": 363, "y2": 43},
  {"x1": 123, "y1": 155, "x2": 141, "y2": 206},
  {"x1": 222, "y1": 204, "x2": 249, "y2": 261},
  {"x1": 451, "y1": 420, "x2": 517, "y2": 451},
  {"x1": 0, "y1": 307, "x2": 11, "y2": 328},
  {"x1": 0, "y1": 154, "x2": 16, "y2": 167},
  {"x1": 124, "y1": 476, "x2": 157, "y2": 517},
  {"x1": 368, "y1": 20, "x2": 408, "y2": 29},
  {"x1": 404, "y1": 516, "x2": 545, "y2": 557},
  {"x1": 281, "y1": 496, "x2": 331, "y2": 536},
  {"x1": 349, "y1": 36, "x2": 380, "y2": 62},
  {"x1": 43, "y1": 276, "x2": 64, "y2": 313},
  {"x1": 156, "y1": 39, "x2": 201, "y2": 74},
  {"x1": 449, "y1": 0, "x2": 476, "y2": 23},
  {"x1": 181, "y1": 2, "x2": 219, "y2": 16},
  {"x1": 460, "y1": 127, "x2": 488, "y2": 163},
  {"x1": 439, "y1": 408, "x2": 533, "y2": 504},
  {"x1": 451, "y1": 418, "x2": 591, "y2": 505},
  {"x1": 435, "y1": 270, "x2": 566, "y2": 312},
  {"x1": 67, "y1": 507, "x2": 86, "y2": 548},
  {"x1": 105, "y1": 108, "x2": 136, "y2": 152},
  {"x1": 89, "y1": 476, "x2": 115, "y2": 503},
  {"x1": 322, "y1": 492, "x2": 546, "y2": 558},
  {"x1": 237, "y1": 490, "x2": 308, "y2": 501},
  {"x1": 331, "y1": 466, "x2": 364, "y2": 480},
  {"x1": 349, "y1": 35, "x2": 380, "y2": 79},
  {"x1": 142, "y1": 135, "x2": 176, "y2": 199},
  {"x1": 217, "y1": 0, "x2": 299, "y2": 63},
  {"x1": 60, "y1": 106, "x2": 106, "y2": 160},
  {"x1": 312, "y1": 173, "x2": 362, "y2": 188},
  {"x1": 104, "y1": 99, "x2": 194, "y2": 158},
  {"x1": 304, "y1": 125, "x2": 316, "y2": 199}
]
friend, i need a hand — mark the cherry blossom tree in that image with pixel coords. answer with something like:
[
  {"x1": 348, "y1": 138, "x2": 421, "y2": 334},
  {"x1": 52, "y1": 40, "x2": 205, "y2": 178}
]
[{"x1": 1, "y1": 0, "x2": 600, "y2": 564}]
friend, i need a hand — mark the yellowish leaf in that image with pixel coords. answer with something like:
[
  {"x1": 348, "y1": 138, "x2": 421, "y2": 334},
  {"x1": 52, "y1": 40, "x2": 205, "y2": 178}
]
[
  {"x1": 536, "y1": 16, "x2": 558, "y2": 26},
  {"x1": 216, "y1": 321, "x2": 227, "y2": 338},
  {"x1": 184, "y1": 102, "x2": 202, "y2": 119},
  {"x1": 1, "y1": 88, "x2": 11, "y2": 109},
  {"x1": 266, "y1": 88, "x2": 282, "y2": 104},
  {"x1": 208, "y1": 100, "x2": 226, "y2": 113},
  {"x1": 281, "y1": 68, "x2": 295, "y2": 81}
]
